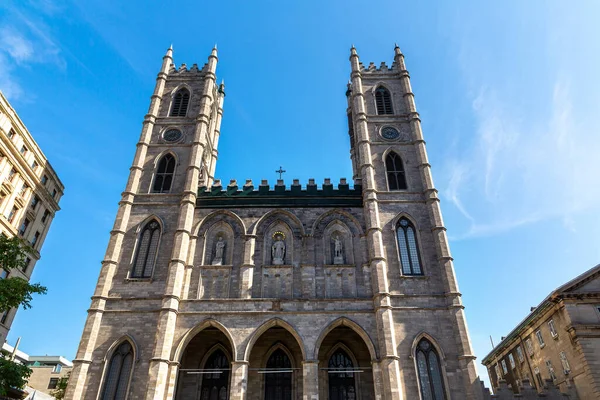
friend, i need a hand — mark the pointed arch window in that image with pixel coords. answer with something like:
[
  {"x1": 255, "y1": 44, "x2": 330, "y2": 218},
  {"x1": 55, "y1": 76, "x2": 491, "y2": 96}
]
[
  {"x1": 328, "y1": 349, "x2": 357, "y2": 400},
  {"x1": 265, "y1": 349, "x2": 292, "y2": 400},
  {"x1": 396, "y1": 217, "x2": 422, "y2": 275},
  {"x1": 416, "y1": 339, "x2": 446, "y2": 400},
  {"x1": 131, "y1": 220, "x2": 161, "y2": 278},
  {"x1": 152, "y1": 154, "x2": 176, "y2": 193},
  {"x1": 200, "y1": 349, "x2": 230, "y2": 400},
  {"x1": 100, "y1": 341, "x2": 134, "y2": 400},
  {"x1": 375, "y1": 86, "x2": 393, "y2": 115},
  {"x1": 170, "y1": 88, "x2": 190, "y2": 117},
  {"x1": 386, "y1": 152, "x2": 407, "y2": 190}
]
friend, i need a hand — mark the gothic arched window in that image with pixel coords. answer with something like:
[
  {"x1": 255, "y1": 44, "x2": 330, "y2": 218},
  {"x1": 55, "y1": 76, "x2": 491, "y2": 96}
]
[
  {"x1": 328, "y1": 349, "x2": 357, "y2": 400},
  {"x1": 200, "y1": 349, "x2": 230, "y2": 400},
  {"x1": 396, "y1": 217, "x2": 422, "y2": 275},
  {"x1": 170, "y1": 88, "x2": 190, "y2": 117},
  {"x1": 152, "y1": 154, "x2": 176, "y2": 193},
  {"x1": 265, "y1": 349, "x2": 292, "y2": 400},
  {"x1": 415, "y1": 339, "x2": 447, "y2": 400},
  {"x1": 131, "y1": 220, "x2": 161, "y2": 278},
  {"x1": 100, "y1": 341, "x2": 134, "y2": 400},
  {"x1": 375, "y1": 86, "x2": 393, "y2": 115},
  {"x1": 385, "y1": 152, "x2": 407, "y2": 190}
]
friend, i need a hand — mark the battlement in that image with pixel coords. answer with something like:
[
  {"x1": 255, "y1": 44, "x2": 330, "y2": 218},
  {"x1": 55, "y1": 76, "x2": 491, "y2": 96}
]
[
  {"x1": 168, "y1": 62, "x2": 210, "y2": 74},
  {"x1": 196, "y1": 178, "x2": 363, "y2": 209},
  {"x1": 358, "y1": 60, "x2": 402, "y2": 73}
]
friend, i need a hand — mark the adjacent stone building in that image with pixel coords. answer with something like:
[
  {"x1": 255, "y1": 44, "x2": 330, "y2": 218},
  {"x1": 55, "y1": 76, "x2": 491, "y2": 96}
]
[
  {"x1": 482, "y1": 264, "x2": 600, "y2": 399},
  {"x1": 65, "y1": 45, "x2": 485, "y2": 400},
  {"x1": 0, "y1": 91, "x2": 63, "y2": 345}
]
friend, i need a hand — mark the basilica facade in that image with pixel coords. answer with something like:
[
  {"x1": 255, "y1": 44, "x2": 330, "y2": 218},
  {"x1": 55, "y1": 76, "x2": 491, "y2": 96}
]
[{"x1": 65, "y1": 45, "x2": 484, "y2": 400}]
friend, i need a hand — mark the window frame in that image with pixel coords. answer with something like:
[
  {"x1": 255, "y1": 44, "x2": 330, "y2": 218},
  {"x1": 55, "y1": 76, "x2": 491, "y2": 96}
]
[
  {"x1": 99, "y1": 339, "x2": 136, "y2": 400},
  {"x1": 169, "y1": 88, "x2": 191, "y2": 117},
  {"x1": 384, "y1": 151, "x2": 408, "y2": 191},
  {"x1": 48, "y1": 377, "x2": 59, "y2": 389},
  {"x1": 414, "y1": 338, "x2": 448, "y2": 400},
  {"x1": 545, "y1": 359, "x2": 557, "y2": 381},
  {"x1": 395, "y1": 217, "x2": 424, "y2": 276},
  {"x1": 535, "y1": 330, "x2": 545, "y2": 348},
  {"x1": 501, "y1": 359, "x2": 508, "y2": 375},
  {"x1": 151, "y1": 153, "x2": 177, "y2": 194},
  {"x1": 548, "y1": 319, "x2": 558, "y2": 338},
  {"x1": 516, "y1": 346, "x2": 524, "y2": 363},
  {"x1": 508, "y1": 353, "x2": 516, "y2": 370},
  {"x1": 525, "y1": 338, "x2": 534, "y2": 356},
  {"x1": 129, "y1": 219, "x2": 162, "y2": 279},
  {"x1": 559, "y1": 351, "x2": 571, "y2": 375},
  {"x1": 374, "y1": 86, "x2": 394, "y2": 115}
]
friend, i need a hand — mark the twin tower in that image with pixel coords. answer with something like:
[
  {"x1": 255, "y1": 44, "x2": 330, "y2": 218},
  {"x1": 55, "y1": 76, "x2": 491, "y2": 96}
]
[{"x1": 65, "y1": 45, "x2": 484, "y2": 400}]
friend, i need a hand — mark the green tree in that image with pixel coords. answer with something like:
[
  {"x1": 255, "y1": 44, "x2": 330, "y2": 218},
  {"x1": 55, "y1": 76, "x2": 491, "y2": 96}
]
[
  {"x1": 0, "y1": 236, "x2": 47, "y2": 396},
  {"x1": 0, "y1": 350, "x2": 32, "y2": 396},
  {"x1": 0, "y1": 236, "x2": 47, "y2": 313},
  {"x1": 51, "y1": 373, "x2": 70, "y2": 400}
]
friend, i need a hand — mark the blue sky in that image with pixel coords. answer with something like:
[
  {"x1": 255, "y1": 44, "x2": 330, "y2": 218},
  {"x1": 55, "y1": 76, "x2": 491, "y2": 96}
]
[{"x1": 2, "y1": 0, "x2": 600, "y2": 387}]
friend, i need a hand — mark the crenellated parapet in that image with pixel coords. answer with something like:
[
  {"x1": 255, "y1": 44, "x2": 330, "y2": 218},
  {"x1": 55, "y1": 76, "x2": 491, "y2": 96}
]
[
  {"x1": 168, "y1": 62, "x2": 211, "y2": 75},
  {"x1": 196, "y1": 178, "x2": 363, "y2": 208}
]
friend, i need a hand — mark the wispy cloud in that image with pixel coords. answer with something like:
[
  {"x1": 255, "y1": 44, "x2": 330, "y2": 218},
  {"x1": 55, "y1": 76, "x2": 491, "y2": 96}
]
[{"x1": 443, "y1": 78, "x2": 600, "y2": 240}]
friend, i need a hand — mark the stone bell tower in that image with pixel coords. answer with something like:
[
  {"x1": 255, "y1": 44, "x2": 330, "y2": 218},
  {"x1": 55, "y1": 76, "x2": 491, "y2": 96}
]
[{"x1": 346, "y1": 45, "x2": 483, "y2": 399}]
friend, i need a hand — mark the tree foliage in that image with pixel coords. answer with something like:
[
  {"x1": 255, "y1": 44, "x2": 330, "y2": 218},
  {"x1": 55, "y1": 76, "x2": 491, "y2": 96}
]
[
  {"x1": 0, "y1": 236, "x2": 47, "y2": 313},
  {"x1": 51, "y1": 373, "x2": 70, "y2": 400},
  {"x1": 0, "y1": 350, "x2": 32, "y2": 396}
]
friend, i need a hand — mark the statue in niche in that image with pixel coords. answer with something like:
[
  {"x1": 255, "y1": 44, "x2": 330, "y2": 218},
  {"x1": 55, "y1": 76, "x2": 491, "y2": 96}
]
[
  {"x1": 333, "y1": 235, "x2": 344, "y2": 265},
  {"x1": 211, "y1": 236, "x2": 226, "y2": 265},
  {"x1": 271, "y1": 233, "x2": 286, "y2": 265}
]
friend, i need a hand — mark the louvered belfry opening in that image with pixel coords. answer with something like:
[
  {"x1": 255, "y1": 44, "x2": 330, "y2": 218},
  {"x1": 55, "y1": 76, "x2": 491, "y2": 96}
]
[
  {"x1": 170, "y1": 88, "x2": 190, "y2": 117},
  {"x1": 375, "y1": 86, "x2": 393, "y2": 115},
  {"x1": 153, "y1": 154, "x2": 176, "y2": 193}
]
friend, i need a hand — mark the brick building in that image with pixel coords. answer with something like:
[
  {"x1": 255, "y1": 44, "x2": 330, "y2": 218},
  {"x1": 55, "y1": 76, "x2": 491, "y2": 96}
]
[
  {"x1": 65, "y1": 45, "x2": 486, "y2": 400},
  {"x1": 482, "y1": 264, "x2": 600, "y2": 399},
  {"x1": 0, "y1": 92, "x2": 63, "y2": 345}
]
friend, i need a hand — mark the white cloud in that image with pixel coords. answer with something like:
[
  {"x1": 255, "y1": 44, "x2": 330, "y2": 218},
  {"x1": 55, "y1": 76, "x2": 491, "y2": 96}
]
[{"x1": 0, "y1": 28, "x2": 34, "y2": 63}]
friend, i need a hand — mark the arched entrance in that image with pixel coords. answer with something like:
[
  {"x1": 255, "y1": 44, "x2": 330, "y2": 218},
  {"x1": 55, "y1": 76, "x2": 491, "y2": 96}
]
[
  {"x1": 317, "y1": 326, "x2": 375, "y2": 400},
  {"x1": 246, "y1": 326, "x2": 304, "y2": 400},
  {"x1": 175, "y1": 327, "x2": 234, "y2": 400}
]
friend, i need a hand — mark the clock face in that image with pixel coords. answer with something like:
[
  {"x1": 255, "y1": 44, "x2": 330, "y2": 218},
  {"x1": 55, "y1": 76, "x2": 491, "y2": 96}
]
[
  {"x1": 381, "y1": 126, "x2": 400, "y2": 140},
  {"x1": 163, "y1": 129, "x2": 183, "y2": 142}
]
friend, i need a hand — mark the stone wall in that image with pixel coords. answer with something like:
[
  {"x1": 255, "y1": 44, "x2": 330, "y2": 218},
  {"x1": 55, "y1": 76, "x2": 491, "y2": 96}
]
[{"x1": 484, "y1": 379, "x2": 571, "y2": 399}]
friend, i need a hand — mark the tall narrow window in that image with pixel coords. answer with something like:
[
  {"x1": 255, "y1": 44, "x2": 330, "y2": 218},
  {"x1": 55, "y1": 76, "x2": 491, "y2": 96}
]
[
  {"x1": 328, "y1": 349, "x2": 356, "y2": 400},
  {"x1": 264, "y1": 349, "x2": 292, "y2": 400},
  {"x1": 375, "y1": 86, "x2": 393, "y2": 115},
  {"x1": 396, "y1": 217, "x2": 422, "y2": 275},
  {"x1": 100, "y1": 341, "x2": 134, "y2": 400},
  {"x1": 152, "y1": 154, "x2": 176, "y2": 193},
  {"x1": 415, "y1": 339, "x2": 446, "y2": 400},
  {"x1": 385, "y1": 152, "x2": 407, "y2": 190},
  {"x1": 170, "y1": 88, "x2": 190, "y2": 117},
  {"x1": 131, "y1": 220, "x2": 161, "y2": 278},
  {"x1": 200, "y1": 349, "x2": 230, "y2": 400}
]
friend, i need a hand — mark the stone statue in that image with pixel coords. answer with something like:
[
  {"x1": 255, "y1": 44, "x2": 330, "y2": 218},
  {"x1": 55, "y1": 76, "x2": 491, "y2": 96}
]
[
  {"x1": 272, "y1": 237, "x2": 286, "y2": 265},
  {"x1": 211, "y1": 237, "x2": 225, "y2": 265},
  {"x1": 333, "y1": 236, "x2": 344, "y2": 265}
]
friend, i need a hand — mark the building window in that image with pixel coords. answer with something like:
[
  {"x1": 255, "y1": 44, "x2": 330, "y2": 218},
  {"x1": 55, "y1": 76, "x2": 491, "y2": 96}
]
[
  {"x1": 7, "y1": 167, "x2": 16, "y2": 182},
  {"x1": 415, "y1": 338, "x2": 446, "y2": 400},
  {"x1": 18, "y1": 218, "x2": 30, "y2": 236},
  {"x1": 170, "y1": 88, "x2": 190, "y2": 117},
  {"x1": 535, "y1": 330, "x2": 545, "y2": 347},
  {"x1": 516, "y1": 346, "x2": 524, "y2": 363},
  {"x1": 200, "y1": 349, "x2": 230, "y2": 400},
  {"x1": 31, "y1": 231, "x2": 40, "y2": 247},
  {"x1": 545, "y1": 360, "x2": 557, "y2": 380},
  {"x1": 20, "y1": 145, "x2": 27, "y2": 155},
  {"x1": 131, "y1": 220, "x2": 161, "y2": 278},
  {"x1": 31, "y1": 160, "x2": 38, "y2": 170},
  {"x1": 501, "y1": 359, "x2": 508, "y2": 375},
  {"x1": 559, "y1": 352, "x2": 571, "y2": 374},
  {"x1": 533, "y1": 366, "x2": 543, "y2": 388},
  {"x1": 525, "y1": 338, "x2": 534, "y2": 356},
  {"x1": 375, "y1": 86, "x2": 393, "y2": 115},
  {"x1": 396, "y1": 217, "x2": 422, "y2": 275},
  {"x1": 8, "y1": 129, "x2": 16, "y2": 140},
  {"x1": 100, "y1": 341, "x2": 134, "y2": 400},
  {"x1": 41, "y1": 209, "x2": 51, "y2": 224},
  {"x1": 508, "y1": 353, "x2": 516, "y2": 369},
  {"x1": 152, "y1": 154, "x2": 176, "y2": 193},
  {"x1": 18, "y1": 183, "x2": 28, "y2": 197},
  {"x1": 1, "y1": 309, "x2": 10, "y2": 325},
  {"x1": 548, "y1": 320, "x2": 558, "y2": 338},
  {"x1": 22, "y1": 257, "x2": 31, "y2": 273},
  {"x1": 494, "y1": 364, "x2": 501, "y2": 380},
  {"x1": 265, "y1": 349, "x2": 292, "y2": 400},
  {"x1": 41, "y1": 175, "x2": 48, "y2": 185},
  {"x1": 52, "y1": 189, "x2": 57, "y2": 198},
  {"x1": 385, "y1": 152, "x2": 407, "y2": 190},
  {"x1": 30, "y1": 195, "x2": 40, "y2": 209},
  {"x1": 52, "y1": 364, "x2": 62, "y2": 373},
  {"x1": 8, "y1": 206, "x2": 18, "y2": 223},
  {"x1": 328, "y1": 349, "x2": 357, "y2": 400}
]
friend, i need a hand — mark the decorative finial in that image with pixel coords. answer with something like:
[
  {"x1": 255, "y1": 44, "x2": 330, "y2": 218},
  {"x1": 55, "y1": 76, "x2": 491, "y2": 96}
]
[
  {"x1": 350, "y1": 45, "x2": 358, "y2": 56},
  {"x1": 394, "y1": 43, "x2": 402, "y2": 56},
  {"x1": 218, "y1": 79, "x2": 226, "y2": 96},
  {"x1": 165, "y1": 45, "x2": 173, "y2": 58}
]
